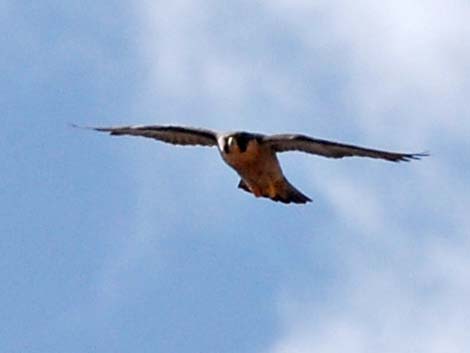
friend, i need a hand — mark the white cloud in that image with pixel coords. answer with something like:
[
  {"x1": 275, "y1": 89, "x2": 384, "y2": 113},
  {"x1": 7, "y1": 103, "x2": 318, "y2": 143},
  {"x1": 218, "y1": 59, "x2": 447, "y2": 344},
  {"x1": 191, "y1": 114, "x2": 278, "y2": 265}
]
[{"x1": 265, "y1": 0, "x2": 470, "y2": 141}]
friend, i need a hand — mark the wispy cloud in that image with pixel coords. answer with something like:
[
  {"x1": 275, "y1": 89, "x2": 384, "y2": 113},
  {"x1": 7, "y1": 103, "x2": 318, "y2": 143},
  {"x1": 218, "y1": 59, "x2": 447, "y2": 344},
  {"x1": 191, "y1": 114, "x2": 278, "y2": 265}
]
[{"x1": 265, "y1": 0, "x2": 470, "y2": 140}]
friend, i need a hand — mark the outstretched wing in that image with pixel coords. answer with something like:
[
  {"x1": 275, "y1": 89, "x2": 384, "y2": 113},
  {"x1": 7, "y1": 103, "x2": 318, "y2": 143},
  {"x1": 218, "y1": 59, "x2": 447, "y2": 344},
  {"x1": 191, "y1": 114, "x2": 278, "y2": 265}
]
[
  {"x1": 264, "y1": 134, "x2": 428, "y2": 162},
  {"x1": 73, "y1": 124, "x2": 218, "y2": 147}
]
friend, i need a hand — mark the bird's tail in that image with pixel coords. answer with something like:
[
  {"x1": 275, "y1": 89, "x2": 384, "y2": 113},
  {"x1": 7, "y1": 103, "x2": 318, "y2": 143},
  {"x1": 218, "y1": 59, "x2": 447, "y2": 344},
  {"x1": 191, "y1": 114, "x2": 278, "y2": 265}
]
[
  {"x1": 238, "y1": 178, "x2": 312, "y2": 204},
  {"x1": 272, "y1": 178, "x2": 312, "y2": 204}
]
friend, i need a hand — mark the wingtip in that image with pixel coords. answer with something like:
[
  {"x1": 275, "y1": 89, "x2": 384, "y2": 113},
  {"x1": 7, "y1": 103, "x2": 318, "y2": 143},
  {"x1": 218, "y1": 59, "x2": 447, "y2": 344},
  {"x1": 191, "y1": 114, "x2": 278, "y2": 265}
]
[
  {"x1": 400, "y1": 151, "x2": 430, "y2": 162},
  {"x1": 69, "y1": 123, "x2": 113, "y2": 133},
  {"x1": 69, "y1": 123, "x2": 95, "y2": 130}
]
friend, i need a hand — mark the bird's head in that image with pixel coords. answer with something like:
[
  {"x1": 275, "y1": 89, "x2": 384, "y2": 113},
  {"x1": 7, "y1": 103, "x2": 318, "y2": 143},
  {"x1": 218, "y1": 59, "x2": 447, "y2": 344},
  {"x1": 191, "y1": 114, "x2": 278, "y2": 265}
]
[
  {"x1": 219, "y1": 135, "x2": 238, "y2": 154},
  {"x1": 220, "y1": 133, "x2": 255, "y2": 154}
]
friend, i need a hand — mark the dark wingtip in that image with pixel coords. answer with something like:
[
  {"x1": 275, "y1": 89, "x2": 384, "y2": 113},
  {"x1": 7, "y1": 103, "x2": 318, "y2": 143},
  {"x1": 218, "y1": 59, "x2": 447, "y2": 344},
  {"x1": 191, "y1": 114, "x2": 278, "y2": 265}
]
[
  {"x1": 69, "y1": 123, "x2": 97, "y2": 131},
  {"x1": 69, "y1": 122, "x2": 96, "y2": 131},
  {"x1": 69, "y1": 123, "x2": 115, "y2": 134},
  {"x1": 398, "y1": 151, "x2": 430, "y2": 162}
]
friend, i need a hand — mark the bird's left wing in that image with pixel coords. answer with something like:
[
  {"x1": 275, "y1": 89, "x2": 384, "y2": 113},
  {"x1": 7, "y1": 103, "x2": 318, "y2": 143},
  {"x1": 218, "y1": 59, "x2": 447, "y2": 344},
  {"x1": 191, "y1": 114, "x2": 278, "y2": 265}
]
[
  {"x1": 264, "y1": 134, "x2": 428, "y2": 162},
  {"x1": 73, "y1": 124, "x2": 218, "y2": 147}
]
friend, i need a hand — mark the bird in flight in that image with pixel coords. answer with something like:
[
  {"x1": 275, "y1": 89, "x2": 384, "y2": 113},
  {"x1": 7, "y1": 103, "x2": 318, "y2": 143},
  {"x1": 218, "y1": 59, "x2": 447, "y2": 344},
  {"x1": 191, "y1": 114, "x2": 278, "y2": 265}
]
[{"x1": 75, "y1": 124, "x2": 427, "y2": 204}]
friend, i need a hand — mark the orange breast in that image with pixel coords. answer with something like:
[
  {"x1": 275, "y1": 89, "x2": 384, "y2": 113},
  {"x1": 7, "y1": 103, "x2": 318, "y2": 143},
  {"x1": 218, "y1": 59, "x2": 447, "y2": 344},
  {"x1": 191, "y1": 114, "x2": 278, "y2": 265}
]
[{"x1": 222, "y1": 141, "x2": 284, "y2": 190}]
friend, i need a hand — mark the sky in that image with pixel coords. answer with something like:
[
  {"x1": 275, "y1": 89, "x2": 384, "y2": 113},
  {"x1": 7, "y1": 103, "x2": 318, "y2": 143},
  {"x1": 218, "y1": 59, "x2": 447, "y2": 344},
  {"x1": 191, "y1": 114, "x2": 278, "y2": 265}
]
[{"x1": 2, "y1": 0, "x2": 470, "y2": 352}]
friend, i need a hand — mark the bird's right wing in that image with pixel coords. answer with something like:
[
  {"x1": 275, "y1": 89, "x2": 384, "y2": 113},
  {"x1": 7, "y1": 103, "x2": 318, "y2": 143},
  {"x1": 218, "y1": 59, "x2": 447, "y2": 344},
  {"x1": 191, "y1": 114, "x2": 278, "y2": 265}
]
[
  {"x1": 264, "y1": 134, "x2": 428, "y2": 162},
  {"x1": 73, "y1": 124, "x2": 218, "y2": 147}
]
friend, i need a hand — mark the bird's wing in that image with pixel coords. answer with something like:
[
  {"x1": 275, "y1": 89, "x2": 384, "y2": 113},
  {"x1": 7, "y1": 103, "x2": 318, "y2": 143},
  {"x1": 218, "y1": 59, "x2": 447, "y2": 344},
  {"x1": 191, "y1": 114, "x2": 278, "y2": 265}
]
[
  {"x1": 264, "y1": 134, "x2": 428, "y2": 162},
  {"x1": 73, "y1": 124, "x2": 218, "y2": 147}
]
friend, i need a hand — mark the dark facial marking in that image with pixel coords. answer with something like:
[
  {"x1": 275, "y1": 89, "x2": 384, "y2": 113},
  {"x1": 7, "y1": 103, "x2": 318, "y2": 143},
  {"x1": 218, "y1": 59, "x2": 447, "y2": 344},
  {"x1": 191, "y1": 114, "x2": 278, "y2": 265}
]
[
  {"x1": 223, "y1": 140, "x2": 230, "y2": 154},
  {"x1": 235, "y1": 133, "x2": 252, "y2": 153}
]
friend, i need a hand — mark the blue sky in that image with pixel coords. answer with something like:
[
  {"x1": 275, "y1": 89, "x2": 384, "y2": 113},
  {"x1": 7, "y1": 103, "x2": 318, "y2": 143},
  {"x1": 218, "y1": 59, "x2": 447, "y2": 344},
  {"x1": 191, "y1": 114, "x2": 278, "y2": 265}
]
[{"x1": 2, "y1": 0, "x2": 470, "y2": 352}]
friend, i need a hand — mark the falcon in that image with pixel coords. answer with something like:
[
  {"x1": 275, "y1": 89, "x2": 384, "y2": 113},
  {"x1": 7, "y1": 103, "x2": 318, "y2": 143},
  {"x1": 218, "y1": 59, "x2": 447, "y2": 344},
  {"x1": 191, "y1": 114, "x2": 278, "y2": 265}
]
[{"x1": 75, "y1": 124, "x2": 427, "y2": 204}]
